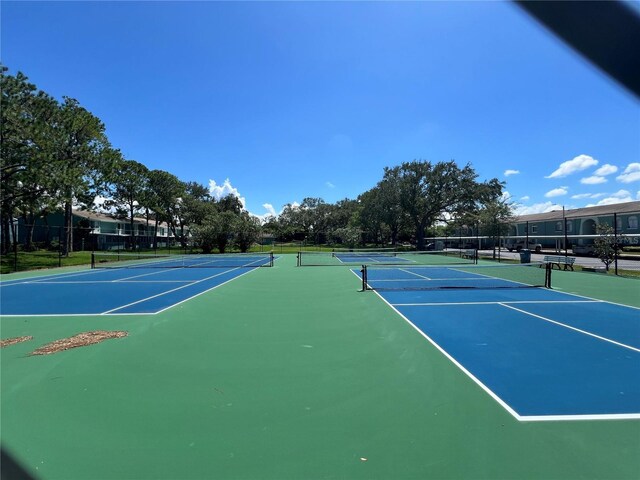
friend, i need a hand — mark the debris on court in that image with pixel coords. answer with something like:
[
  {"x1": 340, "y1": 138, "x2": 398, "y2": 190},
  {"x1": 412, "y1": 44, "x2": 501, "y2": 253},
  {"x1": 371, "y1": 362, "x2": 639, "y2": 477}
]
[
  {"x1": 31, "y1": 331, "x2": 128, "y2": 355},
  {"x1": 0, "y1": 336, "x2": 34, "y2": 348}
]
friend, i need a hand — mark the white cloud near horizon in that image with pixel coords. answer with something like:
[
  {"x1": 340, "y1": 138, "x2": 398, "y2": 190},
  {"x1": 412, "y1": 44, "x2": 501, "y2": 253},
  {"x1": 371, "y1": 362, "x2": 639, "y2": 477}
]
[
  {"x1": 544, "y1": 187, "x2": 568, "y2": 198},
  {"x1": 208, "y1": 178, "x2": 246, "y2": 208},
  {"x1": 586, "y1": 189, "x2": 634, "y2": 206},
  {"x1": 545, "y1": 154, "x2": 598, "y2": 179},
  {"x1": 504, "y1": 169, "x2": 520, "y2": 177},
  {"x1": 616, "y1": 163, "x2": 640, "y2": 183},
  {"x1": 520, "y1": 195, "x2": 530, "y2": 201},
  {"x1": 513, "y1": 201, "x2": 563, "y2": 216}
]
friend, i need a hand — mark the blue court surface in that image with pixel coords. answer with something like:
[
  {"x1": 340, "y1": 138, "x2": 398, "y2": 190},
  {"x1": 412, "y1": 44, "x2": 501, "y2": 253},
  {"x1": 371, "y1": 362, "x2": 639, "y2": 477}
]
[
  {"x1": 0, "y1": 259, "x2": 270, "y2": 316},
  {"x1": 353, "y1": 265, "x2": 640, "y2": 422}
]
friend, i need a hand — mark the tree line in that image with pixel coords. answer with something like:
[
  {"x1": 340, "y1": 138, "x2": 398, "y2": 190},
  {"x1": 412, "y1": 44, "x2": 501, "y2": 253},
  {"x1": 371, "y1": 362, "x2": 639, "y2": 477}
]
[{"x1": 1, "y1": 65, "x2": 511, "y2": 256}]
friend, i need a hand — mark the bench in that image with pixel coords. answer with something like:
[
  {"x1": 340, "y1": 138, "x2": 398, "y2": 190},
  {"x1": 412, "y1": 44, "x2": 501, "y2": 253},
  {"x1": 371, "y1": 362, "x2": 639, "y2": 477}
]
[
  {"x1": 542, "y1": 255, "x2": 576, "y2": 271},
  {"x1": 462, "y1": 249, "x2": 477, "y2": 261}
]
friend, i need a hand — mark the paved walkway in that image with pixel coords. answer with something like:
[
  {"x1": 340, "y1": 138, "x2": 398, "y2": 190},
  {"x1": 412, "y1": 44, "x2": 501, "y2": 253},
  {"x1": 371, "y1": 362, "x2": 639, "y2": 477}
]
[{"x1": 478, "y1": 250, "x2": 640, "y2": 271}]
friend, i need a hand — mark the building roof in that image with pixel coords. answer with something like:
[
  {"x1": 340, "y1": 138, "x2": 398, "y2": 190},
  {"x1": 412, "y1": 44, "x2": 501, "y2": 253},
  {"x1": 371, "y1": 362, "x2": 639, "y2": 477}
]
[
  {"x1": 513, "y1": 201, "x2": 640, "y2": 222},
  {"x1": 73, "y1": 209, "x2": 170, "y2": 228}
]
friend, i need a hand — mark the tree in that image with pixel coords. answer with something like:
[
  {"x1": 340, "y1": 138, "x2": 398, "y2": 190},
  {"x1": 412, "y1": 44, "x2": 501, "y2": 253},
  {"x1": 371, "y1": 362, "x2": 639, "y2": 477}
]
[
  {"x1": 47, "y1": 97, "x2": 116, "y2": 255},
  {"x1": 190, "y1": 220, "x2": 217, "y2": 254},
  {"x1": 1, "y1": 67, "x2": 116, "y2": 256},
  {"x1": 145, "y1": 170, "x2": 186, "y2": 249},
  {"x1": 1, "y1": 67, "x2": 60, "y2": 253},
  {"x1": 594, "y1": 223, "x2": 618, "y2": 271},
  {"x1": 234, "y1": 212, "x2": 261, "y2": 252},
  {"x1": 106, "y1": 159, "x2": 149, "y2": 250},
  {"x1": 172, "y1": 181, "x2": 211, "y2": 247},
  {"x1": 394, "y1": 160, "x2": 502, "y2": 250}
]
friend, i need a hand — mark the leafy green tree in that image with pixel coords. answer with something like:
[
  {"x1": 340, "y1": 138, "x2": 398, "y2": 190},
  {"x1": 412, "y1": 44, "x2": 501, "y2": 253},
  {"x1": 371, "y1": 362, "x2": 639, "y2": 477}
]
[
  {"x1": 47, "y1": 97, "x2": 116, "y2": 255},
  {"x1": 395, "y1": 160, "x2": 501, "y2": 250},
  {"x1": 217, "y1": 194, "x2": 244, "y2": 214},
  {"x1": 106, "y1": 159, "x2": 149, "y2": 250},
  {"x1": 1, "y1": 67, "x2": 59, "y2": 253},
  {"x1": 594, "y1": 223, "x2": 618, "y2": 271},
  {"x1": 172, "y1": 181, "x2": 210, "y2": 246},
  {"x1": 145, "y1": 169, "x2": 186, "y2": 248},
  {"x1": 474, "y1": 197, "x2": 513, "y2": 257},
  {"x1": 331, "y1": 226, "x2": 361, "y2": 247},
  {"x1": 190, "y1": 220, "x2": 217, "y2": 254},
  {"x1": 1, "y1": 67, "x2": 116, "y2": 255},
  {"x1": 234, "y1": 212, "x2": 261, "y2": 252}
]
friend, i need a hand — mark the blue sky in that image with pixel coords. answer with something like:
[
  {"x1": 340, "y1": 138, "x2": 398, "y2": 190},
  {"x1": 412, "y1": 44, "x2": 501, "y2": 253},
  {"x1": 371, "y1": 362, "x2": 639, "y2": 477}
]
[{"x1": 3, "y1": 1, "x2": 639, "y2": 219}]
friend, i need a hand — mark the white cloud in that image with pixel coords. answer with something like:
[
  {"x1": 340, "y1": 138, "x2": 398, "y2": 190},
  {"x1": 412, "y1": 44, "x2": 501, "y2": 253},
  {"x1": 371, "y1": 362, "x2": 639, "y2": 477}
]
[
  {"x1": 262, "y1": 203, "x2": 277, "y2": 217},
  {"x1": 326, "y1": 181, "x2": 336, "y2": 189},
  {"x1": 545, "y1": 154, "x2": 598, "y2": 179},
  {"x1": 504, "y1": 169, "x2": 520, "y2": 177},
  {"x1": 587, "y1": 189, "x2": 634, "y2": 206},
  {"x1": 616, "y1": 163, "x2": 640, "y2": 183},
  {"x1": 544, "y1": 187, "x2": 568, "y2": 198},
  {"x1": 208, "y1": 178, "x2": 246, "y2": 208},
  {"x1": 520, "y1": 195, "x2": 530, "y2": 201},
  {"x1": 594, "y1": 164, "x2": 618, "y2": 176},
  {"x1": 580, "y1": 176, "x2": 607, "y2": 185},
  {"x1": 514, "y1": 201, "x2": 563, "y2": 216},
  {"x1": 571, "y1": 192, "x2": 606, "y2": 199},
  {"x1": 250, "y1": 201, "x2": 300, "y2": 223}
]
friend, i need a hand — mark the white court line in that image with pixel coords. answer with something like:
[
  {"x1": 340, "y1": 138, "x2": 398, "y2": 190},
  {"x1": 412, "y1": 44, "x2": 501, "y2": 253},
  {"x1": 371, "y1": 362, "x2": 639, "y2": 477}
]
[
  {"x1": 22, "y1": 280, "x2": 193, "y2": 285},
  {"x1": 153, "y1": 267, "x2": 260, "y2": 315},
  {"x1": 399, "y1": 268, "x2": 431, "y2": 279},
  {"x1": 101, "y1": 266, "x2": 248, "y2": 314},
  {"x1": 391, "y1": 300, "x2": 603, "y2": 307},
  {"x1": 112, "y1": 267, "x2": 186, "y2": 282},
  {"x1": 499, "y1": 303, "x2": 640, "y2": 353},
  {"x1": 348, "y1": 268, "x2": 640, "y2": 422},
  {"x1": 0, "y1": 267, "x2": 110, "y2": 286}
]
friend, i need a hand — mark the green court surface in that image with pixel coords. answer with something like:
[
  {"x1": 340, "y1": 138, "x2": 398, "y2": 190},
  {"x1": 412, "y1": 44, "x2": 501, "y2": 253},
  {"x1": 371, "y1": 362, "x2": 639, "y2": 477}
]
[{"x1": 1, "y1": 254, "x2": 639, "y2": 479}]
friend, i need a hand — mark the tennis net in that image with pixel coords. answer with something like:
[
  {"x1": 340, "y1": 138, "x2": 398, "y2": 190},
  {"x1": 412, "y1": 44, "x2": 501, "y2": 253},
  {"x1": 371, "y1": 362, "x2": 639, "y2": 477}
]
[
  {"x1": 297, "y1": 249, "x2": 476, "y2": 266},
  {"x1": 91, "y1": 252, "x2": 274, "y2": 269},
  {"x1": 361, "y1": 262, "x2": 551, "y2": 291}
]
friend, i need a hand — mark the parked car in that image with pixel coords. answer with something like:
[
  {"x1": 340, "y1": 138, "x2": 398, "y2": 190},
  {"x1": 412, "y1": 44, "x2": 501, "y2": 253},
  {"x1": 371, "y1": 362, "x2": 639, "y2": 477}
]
[{"x1": 506, "y1": 240, "x2": 542, "y2": 253}]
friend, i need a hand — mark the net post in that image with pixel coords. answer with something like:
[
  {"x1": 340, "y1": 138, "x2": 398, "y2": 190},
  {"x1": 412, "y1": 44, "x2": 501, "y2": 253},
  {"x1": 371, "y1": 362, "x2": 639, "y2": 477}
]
[
  {"x1": 360, "y1": 264, "x2": 368, "y2": 291},
  {"x1": 270, "y1": 251, "x2": 274, "y2": 267},
  {"x1": 545, "y1": 263, "x2": 552, "y2": 288},
  {"x1": 296, "y1": 252, "x2": 300, "y2": 267}
]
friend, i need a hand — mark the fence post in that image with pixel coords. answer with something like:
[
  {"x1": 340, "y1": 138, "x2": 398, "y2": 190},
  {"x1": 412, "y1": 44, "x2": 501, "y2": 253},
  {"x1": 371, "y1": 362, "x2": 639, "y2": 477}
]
[
  {"x1": 614, "y1": 212, "x2": 618, "y2": 275},
  {"x1": 59, "y1": 226, "x2": 63, "y2": 267}
]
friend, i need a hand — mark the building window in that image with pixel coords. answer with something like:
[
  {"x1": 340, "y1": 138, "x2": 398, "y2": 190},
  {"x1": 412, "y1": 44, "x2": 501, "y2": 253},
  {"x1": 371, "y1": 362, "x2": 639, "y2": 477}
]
[
  {"x1": 531, "y1": 225, "x2": 538, "y2": 233},
  {"x1": 566, "y1": 221, "x2": 573, "y2": 233},
  {"x1": 555, "y1": 221, "x2": 563, "y2": 232},
  {"x1": 616, "y1": 217, "x2": 622, "y2": 230},
  {"x1": 629, "y1": 216, "x2": 638, "y2": 230}
]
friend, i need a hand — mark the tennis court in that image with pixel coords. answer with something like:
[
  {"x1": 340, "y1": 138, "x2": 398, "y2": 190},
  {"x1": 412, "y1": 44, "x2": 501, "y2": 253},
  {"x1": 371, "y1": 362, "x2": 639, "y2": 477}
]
[
  {"x1": 354, "y1": 263, "x2": 639, "y2": 421},
  {"x1": 0, "y1": 252, "x2": 274, "y2": 316},
  {"x1": 1, "y1": 253, "x2": 639, "y2": 479}
]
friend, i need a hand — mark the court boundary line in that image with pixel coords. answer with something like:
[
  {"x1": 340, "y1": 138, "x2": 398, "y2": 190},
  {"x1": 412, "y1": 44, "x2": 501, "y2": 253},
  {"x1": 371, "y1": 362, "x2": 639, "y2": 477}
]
[
  {"x1": 391, "y1": 300, "x2": 603, "y2": 306},
  {"x1": 101, "y1": 266, "x2": 253, "y2": 314},
  {"x1": 0, "y1": 265, "x2": 262, "y2": 317},
  {"x1": 0, "y1": 267, "x2": 110, "y2": 286},
  {"x1": 350, "y1": 268, "x2": 640, "y2": 422},
  {"x1": 499, "y1": 302, "x2": 640, "y2": 353}
]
